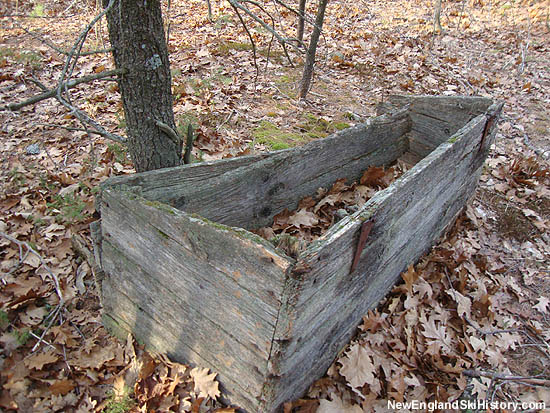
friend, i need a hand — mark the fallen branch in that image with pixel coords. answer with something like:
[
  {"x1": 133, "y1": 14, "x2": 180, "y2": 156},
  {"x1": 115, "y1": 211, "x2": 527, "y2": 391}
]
[
  {"x1": 4, "y1": 68, "x2": 125, "y2": 111},
  {"x1": 463, "y1": 369, "x2": 550, "y2": 387},
  {"x1": 34, "y1": 122, "x2": 105, "y2": 136},
  {"x1": 0, "y1": 231, "x2": 64, "y2": 304},
  {"x1": 54, "y1": 93, "x2": 127, "y2": 144}
]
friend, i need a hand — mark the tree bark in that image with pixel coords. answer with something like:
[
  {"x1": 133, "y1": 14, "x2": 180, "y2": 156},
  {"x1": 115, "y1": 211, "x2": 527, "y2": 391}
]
[
  {"x1": 297, "y1": 0, "x2": 306, "y2": 43},
  {"x1": 299, "y1": 0, "x2": 328, "y2": 100},
  {"x1": 433, "y1": 0, "x2": 443, "y2": 34},
  {"x1": 103, "y1": 0, "x2": 181, "y2": 172}
]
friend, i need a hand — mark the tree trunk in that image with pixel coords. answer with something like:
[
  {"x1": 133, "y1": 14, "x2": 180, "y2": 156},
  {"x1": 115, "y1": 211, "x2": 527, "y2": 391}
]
[
  {"x1": 433, "y1": 0, "x2": 443, "y2": 34},
  {"x1": 299, "y1": 0, "x2": 328, "y2": 100},
  {"x1": 103, "y1": 0, "x2": 181, "y2": 173},
  {"x1": 297, "y1": 0, "x2": 306, "y2": 43}
]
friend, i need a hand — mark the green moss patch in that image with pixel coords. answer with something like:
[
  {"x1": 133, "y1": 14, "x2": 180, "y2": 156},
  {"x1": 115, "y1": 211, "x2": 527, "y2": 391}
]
[
  {"x1": 253, "y1": 121, "x2": 306, "y2": 150},
  {"x1": 295, "y1": 113, "x2": 350, "y2": 139}
]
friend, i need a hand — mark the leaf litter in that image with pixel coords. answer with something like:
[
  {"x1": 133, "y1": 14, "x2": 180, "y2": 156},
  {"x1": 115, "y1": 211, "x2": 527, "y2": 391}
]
[
  {"x1": 255, "y1": 163, "x2": 409, "y2": 257},
  {"x1": 1, "y1": 0, "x2": 549, "y2": 411}
]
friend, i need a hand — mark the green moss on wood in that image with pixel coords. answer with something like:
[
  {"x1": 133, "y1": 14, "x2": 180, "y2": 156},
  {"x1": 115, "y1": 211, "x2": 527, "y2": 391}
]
[{"x1": 143, "y1": 199, "x2": 177, "y2": 215}]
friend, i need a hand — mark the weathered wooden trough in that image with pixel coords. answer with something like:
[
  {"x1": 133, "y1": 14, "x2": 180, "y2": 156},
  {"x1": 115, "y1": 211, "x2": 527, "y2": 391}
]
[{"x1": 93, "y1": 96, "x2": 502, "y2": 412}]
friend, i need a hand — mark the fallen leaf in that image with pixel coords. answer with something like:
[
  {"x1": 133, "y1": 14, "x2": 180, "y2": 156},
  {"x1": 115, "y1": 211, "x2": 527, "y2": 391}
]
[
  {"x1": 25, "y1": 349, "x2": 59, "y2": 370},
  {"x1": 288, "y1": 209, "x2": 319, "y2": 228},
  {"x1": 190, "y1": 367, "x2": 220, "y2": 400},
  {"x1": 339, "y1": 343, "x2": 376, "y2": 390},
  {"x1": 49, "y1": 379, "x2": 76, "y2": 396},
  {"x1": 533, "y1": 296, "x2": 549, "y2": 313}
]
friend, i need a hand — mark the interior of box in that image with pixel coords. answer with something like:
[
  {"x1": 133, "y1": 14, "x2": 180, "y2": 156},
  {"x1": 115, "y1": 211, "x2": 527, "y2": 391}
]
[{"x1": 101, "y1": 96, "x2": 492, "y2": 236}]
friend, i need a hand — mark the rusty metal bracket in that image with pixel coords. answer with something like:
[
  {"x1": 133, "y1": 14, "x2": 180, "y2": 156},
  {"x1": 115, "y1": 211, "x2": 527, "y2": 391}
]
[
  {"x1": 479, "y1": 113, "x2": 497, "y2": 153},
  {"x1": 350, "y1": 219, "x2": 374, "y2": 274}
]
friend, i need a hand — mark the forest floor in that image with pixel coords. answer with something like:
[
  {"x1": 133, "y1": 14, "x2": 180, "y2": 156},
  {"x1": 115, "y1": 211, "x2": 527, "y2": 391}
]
[{"x1": 0, "y1": 0, "x2": 549, "y2": 411}]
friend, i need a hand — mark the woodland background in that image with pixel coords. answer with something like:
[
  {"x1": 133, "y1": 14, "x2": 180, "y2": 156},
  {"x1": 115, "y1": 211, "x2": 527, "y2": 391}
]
[{"x1": 0, "y1": 0, "x2": 549, "y2": 411}]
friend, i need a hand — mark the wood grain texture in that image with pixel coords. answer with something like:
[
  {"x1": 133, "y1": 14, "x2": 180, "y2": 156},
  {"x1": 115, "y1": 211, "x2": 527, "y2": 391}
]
[
  {"x1": 261, "y1": 100, "x2": 503, "y2": 410},
  {"x1": 378, "y1": 95, "x2": 493, "y2": 160},
  {"x1": 97, "y1": 96, "x2": 502, "y2": 413},
  {"x1": 102, "y1": 109, "x2": 411, "y2": 229},
  {"x1": 99, "y1": 188, "x2": 293, "y2": 411}
]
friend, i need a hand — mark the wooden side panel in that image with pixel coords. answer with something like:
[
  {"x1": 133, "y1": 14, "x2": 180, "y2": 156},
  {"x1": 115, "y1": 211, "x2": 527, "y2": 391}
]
[
  {"x1": 262, "y1": 102, "x2": 503, "y2": 410},
  {"x1": 100, "y1": 152, "x2": 272, "y2": 205},
  {"x1": 99, "y1": 189, "x2": 293, "y2": 411},
  {"x1": 163, "y1": 110, "x2": 410, "y2": 229},
  {"x1": 378, "y1": 95, "x2": 493, "y2": 161},
  {"x1": 102, "y1": 110, "x2": 411, "y2": 230}
]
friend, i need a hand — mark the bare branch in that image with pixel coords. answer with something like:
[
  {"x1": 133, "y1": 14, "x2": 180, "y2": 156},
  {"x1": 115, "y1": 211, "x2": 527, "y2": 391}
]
[
  {"x1": 4, "y1": 68, "x2": 125, "y2": 111},
  {"x1": 54, "y1": 93, "x2": 127, "y2": 144},
  {"x1": 34, "y1": 122, "x2": 106, "y2": 136},
  {"x1": 57, "y1": 0, "x2": 116, "y2": 88},
  {"x1": 230, "y1": 1, "x2": 260, "y2": 79},
  {"x1": 12, "y1": 20, "x2": 112, "y2": 57},
  {"x1": 228, "y1": 0, "x2": 300, "y2": 66}
]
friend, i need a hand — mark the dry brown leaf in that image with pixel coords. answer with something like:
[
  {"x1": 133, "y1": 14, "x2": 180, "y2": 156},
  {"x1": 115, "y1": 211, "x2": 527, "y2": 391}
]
[
  {"x1": 190, "y1": 367, "x2": 220, "y2": 400},
  {"x1": 339, "y1": 343, "x2": 376, "y2": 390},
  {"x1": 317, "y1": 394, "x2": 362, "y2": 413},
  {"x1": 49, "y1": 379, "x2": 76, "y2": 396},
  {"x1": 534, "y1": 296, "x2": 549, "y2": 313},
  {"x1": 288, "y1": 209, "x2": 319, "y2": 228},
  {"x1": 25, "y1": 349, "x2": 59, "y2": 370}
]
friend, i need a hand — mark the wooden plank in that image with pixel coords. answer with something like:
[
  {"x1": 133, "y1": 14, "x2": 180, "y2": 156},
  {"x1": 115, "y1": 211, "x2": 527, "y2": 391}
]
[
  {"x1": 99, "y1": 188, "x2": 294, "y2": 411},
  {"x1": 160, "y1": 110, "x2": 410, "y2": 229},
  {"x1": 101, "y1": 292, "x2": 261, "y2": 412},
  {"x1": 379, "y1": 96, "x2": 493, "y2": 159},
  {"x1": 101, "y1": 188, "x2": 291, "y2": 308},
  {"x1": 101, "y1": 110, "x2": 411, "y2": 230},
  {"x1": 261, "y1": 102, "x2": 503, "y2": 410},
  {"x1": 100, "y1": 152, "x2": 272, "y2": 206}
]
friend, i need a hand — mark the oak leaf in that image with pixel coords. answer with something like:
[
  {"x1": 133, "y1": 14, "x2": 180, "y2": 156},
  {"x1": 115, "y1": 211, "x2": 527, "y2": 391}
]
[
  {"x1": 534, "y1": 296, "x2": 549, "y2": 313},
  {"x1": 448, "y1": 290, "x2": 472, "y2": 318},
  {"x1": 288, "y1": 209, "x2": 319, "y2": 228},
  {"x1": 317, "y1": 394, "x2": 362, "y2": 413},
  {"x1": 339, "y1": 343, "x2": 376, "y2": 390},
  {"x1": 49, "y1": 379, "x2": 76, "y2": 396},
  {"x1": 190, "y1": 367, "x2": 220, "y2": 400},
  {"x1": 25, "y1": 348, "x2": 59, "y2": 370}
]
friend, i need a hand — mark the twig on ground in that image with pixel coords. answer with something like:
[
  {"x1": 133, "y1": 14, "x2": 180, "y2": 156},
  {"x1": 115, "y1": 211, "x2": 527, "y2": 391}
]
[
  {"x1": 54, "y1": 94, "x2": 127, "y2": 144},
  {"x1": 0, "y1": 231, "x2": 64, "y2": 303},
  {"x1": 35, "y1": 122, "x2": 105, "y2": 136},
  {"x1": 31, "y1": 304, "x2": 63, "y2": 352},
  {"x1": 463, "y1": 369, "x2": 550, "y2": 387}
]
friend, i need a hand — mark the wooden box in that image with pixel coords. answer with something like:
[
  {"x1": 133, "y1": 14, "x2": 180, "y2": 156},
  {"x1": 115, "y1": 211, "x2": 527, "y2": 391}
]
[{"x1": 94, "y1": 96, "x2": 502, "y2": 412}]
